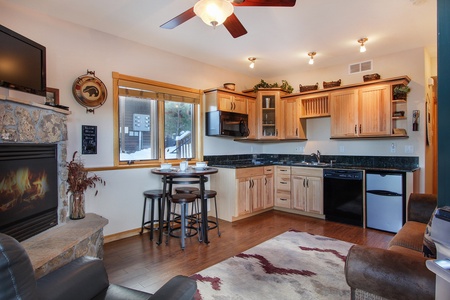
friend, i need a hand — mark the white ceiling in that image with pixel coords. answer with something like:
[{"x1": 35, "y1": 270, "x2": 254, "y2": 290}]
[{"x1": 6, "y1": 0, "x2": 437, "y2": 78}]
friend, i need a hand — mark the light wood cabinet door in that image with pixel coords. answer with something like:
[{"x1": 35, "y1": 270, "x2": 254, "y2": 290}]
[
  {"x1": 257, "y1": 90, "x2": 284, "y2": 139},
  {"x1": 263, "y1": 173, "x2": 274, "y2": 208},
  {"x1": 291, "y1": 175, "x2": 307, "y2": 211},
  {"x1": 283, "y1": 97, "x2": 306, "y2": 139},
  {"x1": 330, "y1": 89, "x2": 359, "y2": 137},
  {"x1": 247, "y1": 98, "x2": 257, "y2": 139},
  {"x1": 358, "y1": 85, "x2": 391, "y2": 136},
  {"x1": 236, "y1": 177, "x2": 251, "y2": 216},
  {"x1": 251, "y1": 175, "x2": 264, "y2": 212},
  {"x1": 305, "y1": 176, "x2": 323, "y2": 214},
  {"x1": 233, "y1": 95, "x2": 249, "y2": 115}
]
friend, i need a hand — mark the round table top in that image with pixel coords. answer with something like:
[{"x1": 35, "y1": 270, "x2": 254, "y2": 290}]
[{"x1": 151, "y1": 166, "x2": 218, "y2": 176}]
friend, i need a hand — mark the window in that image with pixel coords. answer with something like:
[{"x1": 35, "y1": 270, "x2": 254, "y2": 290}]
[{"x1": 113, "y1": 72, "x2": 202, "y2": 166}]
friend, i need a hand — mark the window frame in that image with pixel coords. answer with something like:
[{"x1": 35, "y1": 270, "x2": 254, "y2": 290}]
[{"x1": 112, "y1": 72, "x2": 204, "y2": 168}]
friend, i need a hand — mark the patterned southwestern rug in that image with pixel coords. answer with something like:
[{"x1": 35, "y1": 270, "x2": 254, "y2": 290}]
[{"x1": 190, "y1": 230, "x2": 354, "y2": 300}]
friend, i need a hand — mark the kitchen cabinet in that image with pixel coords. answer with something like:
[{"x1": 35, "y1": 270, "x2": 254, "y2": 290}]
[
  {"x1": 330, "y1": 84, "x2": 390, "y2": 137},
  {"x1": 204, "y1": 88, "x2": 249, "y2": 114},
  {"x1": 274, "y1": 166, "x2": 291, "y2": 208},
  {"x1": 281, "y1": 96, "x2": 307, "y2": 139},
  {"x1": 247, "y1": 98, "x2": 257, "y2": 139},
  {"x1": 291, "y1": 167, "x2": 324, "y2": 215},
  {"x1": 256, "y1": 89, "x2": 287, "y2": 139},
  {"x1": 210, "y1": 166, "x2": 273, "y2": 222},
  {"x1": 263, "y1": 166, "x2": 274, "y2": 208}
]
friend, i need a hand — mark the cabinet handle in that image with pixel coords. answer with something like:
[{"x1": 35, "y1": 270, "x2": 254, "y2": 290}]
[
  {"x1": 233, "y1": 102, "x2": 236, "y2": 110},
  {"x1": 303, "y1": 178, "x2": 306, "y2": 187},
  {"x1": 281, "y1": 181, "x2": 287, "y2": 184},
  {"x1": 276, "y1": 129, "x2": 278, "y2": 136},
  {"x1": 280, "y1": 198, "x2": 287, "y2": 201},
  {"x1": 354, "y1": 124, "x2": 357, "y2": 134},
  {"x1": 306, "y1": 179, "x2": 309, "y2": 188},
  {"x1": 359, "y1": 124, "x2": 362, "y2": 134},
  {"x1": 265, "y1": 178, "x2": 267, "y2": 185},
  {"x1": 296, "y1": 128, "x2": 298, "y2": 136}
]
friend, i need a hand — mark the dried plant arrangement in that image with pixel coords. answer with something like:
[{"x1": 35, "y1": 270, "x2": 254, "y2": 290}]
[{"x1": 65, "y1": 151, "x2": 106, "y2": 196}]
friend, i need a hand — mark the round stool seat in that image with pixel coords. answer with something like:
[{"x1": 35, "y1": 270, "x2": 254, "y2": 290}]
[
  {"x1": 143, "y1": 189, "x2": 164, "y2": 198},
  {"x1": 192, "y1": 190, "x2": 217, "y2": 198},
  {"x1": 170, "y1": 193, "x2": 197, "y2": 204},
  {"x1": 175, "y1": 187, "x2": 199, "y2": 194}
]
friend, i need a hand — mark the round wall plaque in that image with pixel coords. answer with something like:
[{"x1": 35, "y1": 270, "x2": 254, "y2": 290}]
[{"x1": 72, "y1": 70, "x2": 107, "y2": 112}]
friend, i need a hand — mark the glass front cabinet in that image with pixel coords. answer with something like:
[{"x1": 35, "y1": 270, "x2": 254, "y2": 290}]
[{"x1": 257, "y1": 89, "x2": 286, "y2": 139}]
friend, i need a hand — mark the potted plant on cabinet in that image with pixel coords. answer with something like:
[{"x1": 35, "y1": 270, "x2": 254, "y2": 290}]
[{"x1": 393, "y1": 84, "x2": 411, "y2": 100}]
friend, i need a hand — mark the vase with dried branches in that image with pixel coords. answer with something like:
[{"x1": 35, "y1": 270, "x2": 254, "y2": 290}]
[{"x1": 66, "y1": 151, "x2": 106, "y2": 219}]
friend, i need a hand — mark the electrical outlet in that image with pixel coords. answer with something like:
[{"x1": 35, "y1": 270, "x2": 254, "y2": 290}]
[
  {"x1": 405, "y1": 145, "x2": 414, "y2": 153},
  {"x1": 391, "y1": 143, "x2": 397, "y2": 153},
  {"x1": 250, "y1": 146, "x2": 254, "y2": 153}
]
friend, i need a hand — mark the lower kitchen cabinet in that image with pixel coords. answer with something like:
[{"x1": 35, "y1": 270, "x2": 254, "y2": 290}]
[
  {"x1": 210, "y1": 166, "x2": 273, "y2": 222},
  {"x1": 275, "y1": 166, "x2": 291, "y2": 208},
  {"x1": 291, "y1": 167, "x2": 324, "y2": 216}
]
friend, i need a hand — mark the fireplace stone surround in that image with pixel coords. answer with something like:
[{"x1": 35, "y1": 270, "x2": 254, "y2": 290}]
[{"x1": 1, "y1": 93, "x2": 108, "y2": 277}]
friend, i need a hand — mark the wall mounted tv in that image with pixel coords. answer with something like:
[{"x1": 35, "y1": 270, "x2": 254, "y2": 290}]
[{"x1": 0, "y1": 24, "x2": 46, "y2": 96}]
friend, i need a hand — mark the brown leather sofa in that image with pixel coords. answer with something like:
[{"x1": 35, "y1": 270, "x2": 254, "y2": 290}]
[
  {"x1": 0, "y1": 233, "x2": 197, "y2": 300},
  {"x1": 345, "y1": 193, "x2": 437, "y2": 300}
]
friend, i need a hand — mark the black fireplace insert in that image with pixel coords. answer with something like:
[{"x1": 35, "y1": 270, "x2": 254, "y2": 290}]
[{"x1": 0, "y1": 143, "x2": 58, "y2": 241}]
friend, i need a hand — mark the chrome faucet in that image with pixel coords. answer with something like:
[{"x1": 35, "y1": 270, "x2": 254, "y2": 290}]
[{"x1": 310, "y1": 150, "x2": 321, "y2": 163}]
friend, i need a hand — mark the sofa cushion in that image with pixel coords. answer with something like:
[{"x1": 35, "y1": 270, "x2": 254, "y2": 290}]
[
  {"x1": 423, "y1": 207, "x2": 437, "y2": 258},
  {"x1": 388, "y1": 245, "x2": 425, "y2": 258},
  {"x1": 388, "y1": 221, "x2": 426, "y2": 252}
]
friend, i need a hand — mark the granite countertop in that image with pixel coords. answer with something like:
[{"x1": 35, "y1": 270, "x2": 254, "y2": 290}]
[{"x1": 209, "y1": 161, "x2": 419, "y2": 172}]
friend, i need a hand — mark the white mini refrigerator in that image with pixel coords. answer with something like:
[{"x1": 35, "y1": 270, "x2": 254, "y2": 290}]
[{"x1": 366, "y1": 172, "x2": 405, "y2": 233}]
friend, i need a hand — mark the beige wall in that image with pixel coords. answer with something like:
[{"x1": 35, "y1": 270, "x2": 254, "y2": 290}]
[{"x1": 0, "y1": 2, "x2": 436, "y2": 236}]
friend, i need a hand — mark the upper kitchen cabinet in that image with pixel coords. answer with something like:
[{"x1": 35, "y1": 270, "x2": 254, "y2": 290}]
[
  {"x1": 204, "y1": 88, "x2": 250, "y2": 114},
  {"x1": 255, "y1": 89, "x2": 288, "y2": 139},
  {"x1": 280, "y1": 96, "x2": 307, "y2": 139},
  {"x1": 329, "y1": 76, "x2": 410, "y2": 138}
]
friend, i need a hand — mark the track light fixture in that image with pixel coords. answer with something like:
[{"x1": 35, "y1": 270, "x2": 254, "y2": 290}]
[
  {"x1": 358, "y1": 38, "x2": 368, "y2": 53},
  {"x1": 248, "y1": 57, "x2": 256, "y2": 69},
  {"x1": 308, "y1": 52, "x2": 316, "y2": 65}
]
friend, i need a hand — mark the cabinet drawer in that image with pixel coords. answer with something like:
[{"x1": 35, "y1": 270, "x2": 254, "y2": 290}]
[
  {"x1": 264, "y1": 166, "x2": 274, "y2": 174},
  {"x1": 276, "y1": 166, "x2": 291, "y2": 175},
  {"x1": 291, "y1": 166, "x2": 323, "y2": 177},
  {"x1": 236, "y1": 167, "x2": 263, "y2": 178},
  {"x1": 275, "y1": 192, "x2": 291, "y2": 208},
  {"x1": 276, "y1": 177, "x2": 291, "y2": 190}
]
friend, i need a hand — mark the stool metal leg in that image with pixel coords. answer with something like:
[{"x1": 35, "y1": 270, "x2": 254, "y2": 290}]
[
  {"x1": 213, "y1": 196, "x2": 221, "y2": 237},
  {"x1": 140, "y1": 197, "x2": 147, "y2": 234}
]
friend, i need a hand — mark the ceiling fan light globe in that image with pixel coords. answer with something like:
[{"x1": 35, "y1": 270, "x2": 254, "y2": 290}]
[{"x1": 194, "y1": 0, "x2": 234, "y2": 27}]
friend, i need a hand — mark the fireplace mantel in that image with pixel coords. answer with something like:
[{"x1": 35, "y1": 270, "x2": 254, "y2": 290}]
[
  {"x1": 21, "y1": 213, "x2": 108, "y2": 279},
  {"x1": 0, "y1": 95, "x2": 71, "y2": 115}
]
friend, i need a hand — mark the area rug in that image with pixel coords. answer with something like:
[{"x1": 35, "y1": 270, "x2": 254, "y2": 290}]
[{"x1": 190, "y1": 230, "x2": 353, "y2": 300}]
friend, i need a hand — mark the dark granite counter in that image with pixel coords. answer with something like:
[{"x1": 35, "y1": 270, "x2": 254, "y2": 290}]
[{"x1": 205, "y1": 154, "x2": 419, "y2": 172}]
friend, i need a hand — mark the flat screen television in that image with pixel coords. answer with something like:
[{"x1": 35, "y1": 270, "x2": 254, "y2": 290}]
[{"x1": 0, "y1": 24, "x2": 46, "y2": 96}]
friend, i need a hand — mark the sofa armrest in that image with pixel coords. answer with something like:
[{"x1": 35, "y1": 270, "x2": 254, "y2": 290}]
[
  {"x1": 408, "y1": 193, "x2": 437, "y2": 223},
  {"x1": 36, "y1": 256, "x2": 109, "y2": 300},
  {"x1": 150, "y1": 275, "x2": 197, "y2": 300},
  {"x1": 345, "y1": 245, "x2": 435, "y2": 300}
]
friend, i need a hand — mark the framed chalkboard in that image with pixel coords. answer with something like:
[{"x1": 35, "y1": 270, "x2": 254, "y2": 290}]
[{"x1": 82, "y1": 125, "x2": 97, "y2": 154}]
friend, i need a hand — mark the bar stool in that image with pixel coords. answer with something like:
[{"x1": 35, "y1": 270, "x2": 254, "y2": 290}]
[
  {"x1": 175, "y1": 187, "x2": 199, "y2": 194},
  {"x1": 140, "y1": 189, "x2": 165, "y2": 241},
  {"x1": 192, "y1": 190, "x2": 221, "y2": 237},
  {"x1": 167, "y1": 193, "x2": 199, "y2": 250}
]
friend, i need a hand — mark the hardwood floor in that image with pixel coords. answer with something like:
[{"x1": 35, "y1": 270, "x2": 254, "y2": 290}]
[{"x1": 102, "y1": 211, "x2": 394, "y2": 294}]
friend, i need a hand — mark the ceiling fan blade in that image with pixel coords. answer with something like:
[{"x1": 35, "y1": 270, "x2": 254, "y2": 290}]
[
  {"x1": 232, "y1": 0, "x2": 296, "y2": 6},
  {"x1": 160, "y1": 7, "x2": 196, "y2": 29},
  {"x1": 223, "y1": 13, "x2": 248, "y2": 38}
]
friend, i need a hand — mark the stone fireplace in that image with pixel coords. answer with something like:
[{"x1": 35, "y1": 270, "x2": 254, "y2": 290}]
[{"x1": 0, "y1": 93, "x2": 108, "y2": 278}]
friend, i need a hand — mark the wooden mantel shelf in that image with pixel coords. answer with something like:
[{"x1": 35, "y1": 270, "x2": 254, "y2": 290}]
[{"x1": 0, "y1": 94, "x2": 71, "y2": 115}]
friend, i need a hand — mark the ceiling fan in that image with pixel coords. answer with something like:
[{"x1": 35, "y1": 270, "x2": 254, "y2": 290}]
[{"x1": 160, "y1": 0, "x2": 296, "y2": 38}]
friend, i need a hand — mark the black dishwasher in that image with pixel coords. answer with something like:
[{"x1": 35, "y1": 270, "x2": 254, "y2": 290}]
[{"x1": 323, "y1": 169, "x2": 364, "y2": 227}]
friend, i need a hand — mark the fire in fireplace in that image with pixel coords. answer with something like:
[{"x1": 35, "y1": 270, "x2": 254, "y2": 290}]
[{"x1": 0, "y1": 143, "x2": 58, "y2": 241}]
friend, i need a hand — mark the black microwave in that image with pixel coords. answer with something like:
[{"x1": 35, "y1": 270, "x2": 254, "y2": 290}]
[{"x1": 206, "y1": 111, "x2": 249, "y2": 137}]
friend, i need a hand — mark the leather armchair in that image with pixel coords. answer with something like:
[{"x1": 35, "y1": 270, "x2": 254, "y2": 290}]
[{"x1": 0, "y1": 233, "x2": 197, "y2": 300}]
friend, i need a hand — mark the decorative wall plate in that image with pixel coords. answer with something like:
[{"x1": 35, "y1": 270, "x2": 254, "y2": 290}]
[{"x1": 72, "y1": 70, "x2": 107, "y2": 113}]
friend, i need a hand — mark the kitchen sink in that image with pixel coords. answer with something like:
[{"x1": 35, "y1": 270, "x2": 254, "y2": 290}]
[{"x1": 293, "y1": 162, "x2": 330, "y2": 167}]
